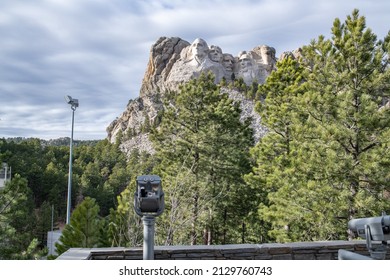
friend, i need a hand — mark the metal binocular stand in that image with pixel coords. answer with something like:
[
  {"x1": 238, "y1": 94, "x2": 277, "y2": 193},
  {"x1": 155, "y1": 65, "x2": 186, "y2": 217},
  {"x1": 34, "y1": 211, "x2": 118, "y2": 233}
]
[{"x1": 338, "y1": 213, "x2": 390, "y2": 260}]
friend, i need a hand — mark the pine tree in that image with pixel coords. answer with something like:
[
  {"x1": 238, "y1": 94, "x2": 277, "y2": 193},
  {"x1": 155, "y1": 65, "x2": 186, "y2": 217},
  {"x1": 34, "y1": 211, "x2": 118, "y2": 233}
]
[
  {"x1": 107, "y1": 187, "x2": 143, "y2": 247},
  {"x1": 151, "y1": 72, "x2": 255, "y2": 245},
  {"x1": 0, "y1": 175, "x2": 43, "y2": 259},
  {"x1": 246, "y1": 10, "x2": 390, "y2": 242},
  {"x1": 56, "y1": 197, "x2": 102, "y2": 255},
  {"x1": 76, "y1": 139, "x2": 128, "y2": 216},
  {"x1": 245, "y1": 57, "x2": 312, "y2": 242},
  {"x1": 302, "y1": 9, "x2": 390, "y2": 236},
  {"x1": 106, "y1": 149, "x2": 156, "y2": 247}
]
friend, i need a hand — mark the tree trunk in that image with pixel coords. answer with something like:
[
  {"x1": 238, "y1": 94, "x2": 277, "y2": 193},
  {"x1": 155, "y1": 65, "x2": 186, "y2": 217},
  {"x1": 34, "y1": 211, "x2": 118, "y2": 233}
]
[
  {"x1": 347, "y1": 182, "x2": 358, "y2": 241},
  {"x1": 191, "y1": 191, "x2": 198, "y2": 245}
]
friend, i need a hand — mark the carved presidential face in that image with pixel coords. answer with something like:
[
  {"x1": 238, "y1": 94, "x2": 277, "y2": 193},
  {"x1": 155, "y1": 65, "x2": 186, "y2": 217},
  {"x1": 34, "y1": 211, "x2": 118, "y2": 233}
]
[
  {"x1": 222, "y1": 54, "x2": 234, "y2": 71},
  {"x1": 238, "y1": 54, "x2": 252, "y2": 71},
  {"x1": 260, "y1": 45, "x2": 275, "y2": 65},
  {"x1": 208, "y1": 45, "x2": 223, "y2": 62},
  {"x1": 190, "y1": 38, "x2": 208, "y2": 61}
]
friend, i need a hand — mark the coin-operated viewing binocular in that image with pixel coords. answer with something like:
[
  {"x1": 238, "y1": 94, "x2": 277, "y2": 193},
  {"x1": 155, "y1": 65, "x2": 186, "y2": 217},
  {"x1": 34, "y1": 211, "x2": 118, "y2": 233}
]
[
  {"x1": 349, "y1": 215, "x2": 390, "y2": 242},
  {"x1": 134, "y1": 175, "x2": 165, "y2": 217},
  {"x1": 339, "y1": 213, "x2": 390, "y2": 260}
]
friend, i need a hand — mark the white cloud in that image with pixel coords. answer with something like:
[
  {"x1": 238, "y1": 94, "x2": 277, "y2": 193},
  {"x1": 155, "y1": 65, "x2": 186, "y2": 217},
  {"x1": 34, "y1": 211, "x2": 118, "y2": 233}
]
[{"x1": 1, "y1": 0, "x2": 389, "y2": 140}]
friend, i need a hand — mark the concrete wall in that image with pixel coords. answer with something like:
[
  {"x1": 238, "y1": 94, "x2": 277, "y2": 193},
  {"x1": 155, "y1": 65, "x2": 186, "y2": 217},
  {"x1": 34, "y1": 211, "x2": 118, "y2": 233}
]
[{"x1": 57, "y1": 241, "x2": 390, "y2": 260}]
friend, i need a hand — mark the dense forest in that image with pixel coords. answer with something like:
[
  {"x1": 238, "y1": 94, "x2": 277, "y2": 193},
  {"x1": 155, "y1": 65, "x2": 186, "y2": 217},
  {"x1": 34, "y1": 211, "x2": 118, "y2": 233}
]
[{"x1": 0, "y1": 10, "x2": 389, "y2": 259}]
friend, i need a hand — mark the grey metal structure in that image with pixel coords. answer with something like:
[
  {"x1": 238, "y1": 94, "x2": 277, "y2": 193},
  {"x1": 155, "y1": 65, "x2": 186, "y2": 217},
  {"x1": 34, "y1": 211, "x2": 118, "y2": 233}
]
[
  {"x1": 134, "y1": 175, "x2": 164, "y2": 260},
  {"x1": 65, "y1": 95, "x2": 79, "y2": 225},
  {"x1": 338, "y1": 213, "x2": 390, "y2": 260},
  {"x1": 0, "y1": 162, "x2": 11, "y2": 189}
]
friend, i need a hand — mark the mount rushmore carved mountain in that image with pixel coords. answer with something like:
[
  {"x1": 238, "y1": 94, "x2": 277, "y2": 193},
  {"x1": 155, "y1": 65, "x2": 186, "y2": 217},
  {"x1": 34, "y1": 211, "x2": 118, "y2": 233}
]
[{"x1": 106, "y1": 36, "x2": 301, "y2": 155}]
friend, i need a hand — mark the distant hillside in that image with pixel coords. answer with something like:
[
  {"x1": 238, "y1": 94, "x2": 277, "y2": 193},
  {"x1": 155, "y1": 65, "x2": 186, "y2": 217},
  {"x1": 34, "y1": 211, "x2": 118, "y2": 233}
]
[{"x1": 4, "y1": 137, "x2": 100, "y2": 147}]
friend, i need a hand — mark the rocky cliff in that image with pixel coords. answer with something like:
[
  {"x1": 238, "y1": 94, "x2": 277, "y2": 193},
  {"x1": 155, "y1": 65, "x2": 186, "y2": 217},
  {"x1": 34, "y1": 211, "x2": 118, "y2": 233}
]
[{"x1": 107, "y1": 36, "x2": 292, "y2": 155}]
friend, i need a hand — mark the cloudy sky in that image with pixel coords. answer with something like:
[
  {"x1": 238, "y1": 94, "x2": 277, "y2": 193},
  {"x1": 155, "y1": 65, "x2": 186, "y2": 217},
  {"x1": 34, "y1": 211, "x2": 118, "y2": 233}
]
[{"x1": 1, "y1": 0, "x2": 389, "y2": 140}]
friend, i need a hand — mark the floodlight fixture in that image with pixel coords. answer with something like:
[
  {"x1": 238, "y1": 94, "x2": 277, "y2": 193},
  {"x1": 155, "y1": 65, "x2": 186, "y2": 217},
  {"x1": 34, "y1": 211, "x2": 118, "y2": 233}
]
[{"x1": 65, "y1": 95, "x2": 79, "y2": 110}]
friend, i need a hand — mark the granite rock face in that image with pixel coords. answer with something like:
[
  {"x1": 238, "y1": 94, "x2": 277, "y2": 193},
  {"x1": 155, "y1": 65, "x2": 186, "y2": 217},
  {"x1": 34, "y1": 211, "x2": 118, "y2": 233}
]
[
  {"x1": 146, "y1": 37, "x2": 277, "y2": 92},
  {"x1": 107, "y1": 36, "x2": 293, "y2": 154},
  {"x1": 140, "y1": 37, "x2": 190, "y2": 97},
  {"x1": 279, "y1": 48, "x2": 304, "y2": 61}
]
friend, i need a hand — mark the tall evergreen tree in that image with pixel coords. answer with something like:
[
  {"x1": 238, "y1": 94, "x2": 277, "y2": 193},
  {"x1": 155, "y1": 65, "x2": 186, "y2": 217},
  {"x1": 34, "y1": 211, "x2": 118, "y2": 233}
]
[
  {"x1": 0, "y1": 175, "x2": 43, "y2": 259},
  {"x1": 247, "y1": 10, "x2": 390, "y2": 242},
  {"x1": 245, "y1": 57, "x2": 314, "y2": 242},
  {"x1": 151, "y1": 73, "x2": 255, "y2": 245},
  {"x1": 107, "y1": 187, "x2": 143, "y2": 247},
  {"x1": 302, "y1": 9, "x2": 390, "y2": 235},
  {"x1": 56, "y1": 197, "x2": 102, "y2": 255}
]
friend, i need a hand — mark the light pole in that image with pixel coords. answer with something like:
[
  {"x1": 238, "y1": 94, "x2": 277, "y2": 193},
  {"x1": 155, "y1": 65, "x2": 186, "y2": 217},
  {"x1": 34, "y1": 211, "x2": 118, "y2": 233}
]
[{"x1": 65, "y1": 95, "x2": 79, "y2": 225}]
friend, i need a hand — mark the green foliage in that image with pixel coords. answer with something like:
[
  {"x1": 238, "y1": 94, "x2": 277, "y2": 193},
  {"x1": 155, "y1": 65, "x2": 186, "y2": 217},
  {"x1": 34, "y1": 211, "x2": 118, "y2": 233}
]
[
  {"x1": 302, "y1": 9, "x2": 390, "y2": 223},
  {"x1": 75, "y1": 139, "x2": 129, "y2": 216},
  {"x1": 140, "y1": 113, "x2": 152, "y2": 133},
  {"x1": 247, "y1": 9, "x2": 390, "y2": 242},
  {"x1": 0, "y1": 138, "x2": 131, "y2": 258},
  {"x1": 56, "y1": 197, "x2": 102, "y2": 255},
  {"x1": 0, "y1": 175, "x2": 45, "y2": 259},
  {"x1": 107, "y1": 150, "x2": 156, "y2": 247},
  {"x1": 1, "y1": 9, "x2": 389, "y2": 258},
  {"x1": 245, "y1": 57, "x2": 310, "y2": 242},
  {"x1": 233, "y1": 77, "x2": 247, "y2": 92},
  {"x1": 151, "y1": 72, "x2": 256, "y2": 245},
  {"x1": 107, "y1": 187, "x2": 143, "y2": 247}
]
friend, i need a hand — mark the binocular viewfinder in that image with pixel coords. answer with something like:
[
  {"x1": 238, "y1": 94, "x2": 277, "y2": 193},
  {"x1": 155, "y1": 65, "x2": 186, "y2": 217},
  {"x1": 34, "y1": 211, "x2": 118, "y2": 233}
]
[{"x1": 134, "y1": 175, "x2": 164, "y2": 217}]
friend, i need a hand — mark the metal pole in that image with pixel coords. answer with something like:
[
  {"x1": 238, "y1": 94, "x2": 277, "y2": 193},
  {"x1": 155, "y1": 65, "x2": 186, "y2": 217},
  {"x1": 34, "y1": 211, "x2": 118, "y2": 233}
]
[
  {"x1": 338, "y1": 249, "x2": 373, "y2": 260},
  {"x1": 142, "y1": 216, "x2": 156, "y2": 260},
  {"x1": 50, "y1": 204, "x2": 54, "y2": 255},
  {"x1": 51, "y1": 204, "x2": 54, "y2": 231},
  {"x1": 66, "y1": 108, "x2": 75, "y2": 225},
  {"x1": 4, "y1": 164, "x2": 7, "y2": 181}
]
